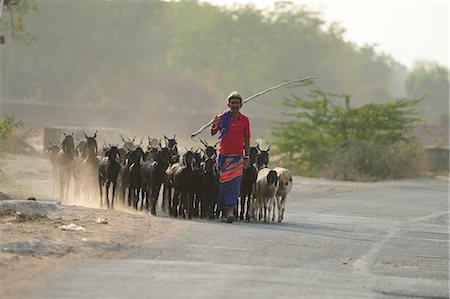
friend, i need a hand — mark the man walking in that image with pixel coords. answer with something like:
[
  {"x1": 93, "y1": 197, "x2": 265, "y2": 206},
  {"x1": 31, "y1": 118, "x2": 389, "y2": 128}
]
[{"x1": 210, "y1": 91, "x2": 250, "y2": 223}]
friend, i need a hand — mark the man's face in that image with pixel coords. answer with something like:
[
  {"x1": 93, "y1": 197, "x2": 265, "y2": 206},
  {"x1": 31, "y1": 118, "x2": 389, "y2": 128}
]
[{"x1": 228, "y1": 98, "x2": 242, "y2": 112}]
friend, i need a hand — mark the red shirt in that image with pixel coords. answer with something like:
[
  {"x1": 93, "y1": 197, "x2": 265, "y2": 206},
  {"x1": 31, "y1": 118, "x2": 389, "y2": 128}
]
[{"x1": 218, "y1": 112, "x2": 250, "y2": 155}]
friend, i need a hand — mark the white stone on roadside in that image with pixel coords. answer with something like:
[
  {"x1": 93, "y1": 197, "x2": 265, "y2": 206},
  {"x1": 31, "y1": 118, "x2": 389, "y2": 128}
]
[
  {"x1": 59, "y1": 223, "x2": 85, "y2": 231},
  {"x1": 96, "y1": 215, "x2": 108, "y2": 224}
]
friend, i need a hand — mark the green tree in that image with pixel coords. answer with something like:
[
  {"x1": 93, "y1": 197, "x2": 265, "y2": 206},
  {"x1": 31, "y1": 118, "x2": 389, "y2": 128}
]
[
  {"x1": 405, "y1": 61, "x2": 449, "y2": 125},
  {"x1": 1, "y1": 0, "x2": 38, "y2": 43},
  {"x1": 271, "y1": 88, "x2": 421, "y2": 180},
  {"x1": 0, "y1": 115, "x2": 23, "y2": 152},
  {"x1": 3, "y1": 0, "x2": 405, "y2": 119}
]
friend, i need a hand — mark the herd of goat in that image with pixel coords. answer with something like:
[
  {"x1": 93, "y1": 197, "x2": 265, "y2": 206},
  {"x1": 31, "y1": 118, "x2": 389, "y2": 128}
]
[{"x1": 46, "y1": 131, "x2": 293, "y2": 223}]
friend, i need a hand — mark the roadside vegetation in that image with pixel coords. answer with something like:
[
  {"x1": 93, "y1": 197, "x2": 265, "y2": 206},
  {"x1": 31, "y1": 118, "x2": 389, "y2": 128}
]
[
  {"x1": 0, "y1": 115, "x2": 23, "y2": 153},
  {"x1": 271, "y1": 88, "x2": 423, "y2": 181}
]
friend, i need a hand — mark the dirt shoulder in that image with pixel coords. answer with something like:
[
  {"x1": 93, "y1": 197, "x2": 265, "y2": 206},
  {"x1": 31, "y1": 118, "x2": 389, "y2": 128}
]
[
  {"x1": 0, "y1": 153, "x2": 186, "y2": 299},
  {"x1": 0, "y1": 200, "x2": 185, "y2": 299}
]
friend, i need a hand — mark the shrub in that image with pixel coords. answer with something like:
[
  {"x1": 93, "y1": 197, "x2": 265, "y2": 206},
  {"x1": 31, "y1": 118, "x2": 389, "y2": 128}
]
[
  {"x1": 271, "y1": 89, "x2": 422, "y2": 180},
  {"x1": 0, "y1": 115, "x2": 24, "y2": 153}
]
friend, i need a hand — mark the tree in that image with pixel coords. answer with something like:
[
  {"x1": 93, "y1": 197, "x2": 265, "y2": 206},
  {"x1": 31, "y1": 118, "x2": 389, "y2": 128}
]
[
  {"x1": 405, "y1": 61, "x2": 449, "y2": 125},
  {"x1": 271, "y1": 88, "x2": 422, "y2": 180},
  {"x1": 0, "y1": 115, "x2": 23, "y2": 152},
  {"x1": 1, "y1": 0, "x2": 38, "y2": 43}
]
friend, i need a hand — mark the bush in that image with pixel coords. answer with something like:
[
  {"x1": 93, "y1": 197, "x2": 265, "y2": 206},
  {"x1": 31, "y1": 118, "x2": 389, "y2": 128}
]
[
  {"x1": 271, "y1": 89, "x2": 422, "y2": 181},
  {"x1": 0, "y1": 115, "x2": 24, "y2": 153}
]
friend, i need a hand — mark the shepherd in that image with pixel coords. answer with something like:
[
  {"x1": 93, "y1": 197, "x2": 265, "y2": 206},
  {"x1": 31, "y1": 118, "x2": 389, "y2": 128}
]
[
  {"x1": 210, "y1": 91, "x2": 250, "y2": 223},
  {"x1": 200, "y1": 77, "x2": 317, "y2": 223}
]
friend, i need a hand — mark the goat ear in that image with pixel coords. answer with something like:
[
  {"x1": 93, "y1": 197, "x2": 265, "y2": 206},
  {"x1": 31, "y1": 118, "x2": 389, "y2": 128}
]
[
  {"x1": 173, "y1": 134, "x2": 176, "y2": 139},
  {"x1": 132, "y1": 136, "x2": 136, "y2": 142},
  {"x1": 63, "y1": 132, "x2": 67, "y2": 136},
  {"x1": 94, "y1": 130, "x2": 97, "y2": 138}
]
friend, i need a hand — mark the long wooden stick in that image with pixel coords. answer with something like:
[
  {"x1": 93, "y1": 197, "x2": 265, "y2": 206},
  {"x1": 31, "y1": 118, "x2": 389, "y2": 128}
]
[{"x1": 190, "y1": 76, "x2": 318, "y2": 138}]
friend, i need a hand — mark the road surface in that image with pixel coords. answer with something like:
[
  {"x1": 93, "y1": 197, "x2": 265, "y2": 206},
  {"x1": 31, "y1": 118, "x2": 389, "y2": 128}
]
[{"x1": 26, "y1": 177, "x2": 449, "y2": 298}]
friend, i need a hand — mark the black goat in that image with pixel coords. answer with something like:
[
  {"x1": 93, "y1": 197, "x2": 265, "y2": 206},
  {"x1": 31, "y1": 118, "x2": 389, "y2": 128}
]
[
  {"x1": 98, "y1": 145, "x2": 121, "y2": 209},
  {"x1": 200, "y1": 154, "x2": 219, "y2": 219},
  {"x1": 166, "y1": 150, "x2": 195, "y2": 218},
  {"x1": 239, "y1": 146, "x2": 258, "y2": 221},
  {"x1": 128, "y1": 147, "x2": 145, "y2": 210},
  {"x1": 199, "y1": 139, "x2": 218, "y2": 159},
  {"x1": 191, "y1": 150, "x2": 203, "y2": 218},
  {"x1": 80, "y1": 132, "x2": 99, "y2": 202},
  {"x1": 256, "y1": 143, "x2": 270, "y2": 170},
  {"x1": 56, "y1": 133, "x2": 75, "y2": 201},
  {"x1": 149, "y1": 147, "x2": 172, "y2": 215},
  {"x1": 164, "y1": 134, "x2": 179, "y2": 164},
  {"x1": 46, "y1": 142, "x2": 61, "y2": 197}
]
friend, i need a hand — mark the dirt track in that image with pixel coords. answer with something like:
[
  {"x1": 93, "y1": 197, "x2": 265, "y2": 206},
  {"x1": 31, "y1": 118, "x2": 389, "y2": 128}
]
[{"x1": 0, "y1": 153, "x2": 187, "y2": 299}]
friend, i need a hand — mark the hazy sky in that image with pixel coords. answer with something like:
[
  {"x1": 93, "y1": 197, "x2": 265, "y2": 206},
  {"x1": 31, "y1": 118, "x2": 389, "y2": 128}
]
[{"x1": 201, "y1": 0, "x2": 449, "y2": 69}]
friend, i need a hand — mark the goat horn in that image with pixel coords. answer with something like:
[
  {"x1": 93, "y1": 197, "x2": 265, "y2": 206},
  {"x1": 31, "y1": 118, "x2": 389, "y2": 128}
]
[{"x1": 200, "y1": 139, "x2": 208, "y2": 147}]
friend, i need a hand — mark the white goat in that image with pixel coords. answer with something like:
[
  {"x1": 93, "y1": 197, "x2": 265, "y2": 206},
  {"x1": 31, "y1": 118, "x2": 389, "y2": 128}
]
[
  {"x1": 254, "y1": 168, "x2": 279, "y2": 223},
  {"x1": 273, "y1": 167, "x2": 293, "y2": 223}
]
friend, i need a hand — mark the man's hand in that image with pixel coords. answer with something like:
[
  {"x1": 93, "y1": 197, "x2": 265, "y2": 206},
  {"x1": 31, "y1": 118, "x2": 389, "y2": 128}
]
[
  {"x1": 210, "y1": 115, "x2": 220, "y2": 136},
  {"x1": 212, "y1": 115, "x2": 220, "y2": 128}
]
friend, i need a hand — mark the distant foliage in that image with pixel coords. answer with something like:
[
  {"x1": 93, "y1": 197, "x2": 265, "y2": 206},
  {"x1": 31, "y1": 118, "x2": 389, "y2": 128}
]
[
  {"x1": 405, "y1": 61, "x2": 449, "y2": 125},
  {"x1": 0, "y1": 115, "x2": 23, "y2": 152},
  {"x1": 271, "y1": 89, "x2": 422, "y2": 180},
  {"x1": 1, "y1": 0, "x2": 38, "y2": 42},
  {"x1": 3, "y1": 0, "x2": 401, "y2": 115}
]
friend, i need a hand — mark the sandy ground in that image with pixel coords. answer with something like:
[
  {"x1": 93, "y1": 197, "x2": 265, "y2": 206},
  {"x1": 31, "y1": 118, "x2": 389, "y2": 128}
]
[{"x1": 0, "y1": 153, "x2": 186, "y2": 299}]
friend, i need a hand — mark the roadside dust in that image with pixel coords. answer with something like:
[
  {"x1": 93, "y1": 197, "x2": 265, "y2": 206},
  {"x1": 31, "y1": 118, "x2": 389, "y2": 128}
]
[{"x1": 0, "y1": 153, "x2": 187, "y2": 299}]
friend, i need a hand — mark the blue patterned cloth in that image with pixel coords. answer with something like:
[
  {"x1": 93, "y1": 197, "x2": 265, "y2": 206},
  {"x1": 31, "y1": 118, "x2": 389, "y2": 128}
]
[
  {"x1": 217, "y1": 154, "x2": 244, "y2": 209},
  {"x1": 218, "y1": 109, "x2": 231, "y2": 139}
]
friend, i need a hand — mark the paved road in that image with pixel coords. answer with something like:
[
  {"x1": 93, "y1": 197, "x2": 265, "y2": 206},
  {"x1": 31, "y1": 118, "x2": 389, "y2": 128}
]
[{"x1": 27, "y1": 177, "x2": 449, "y2": 298}]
